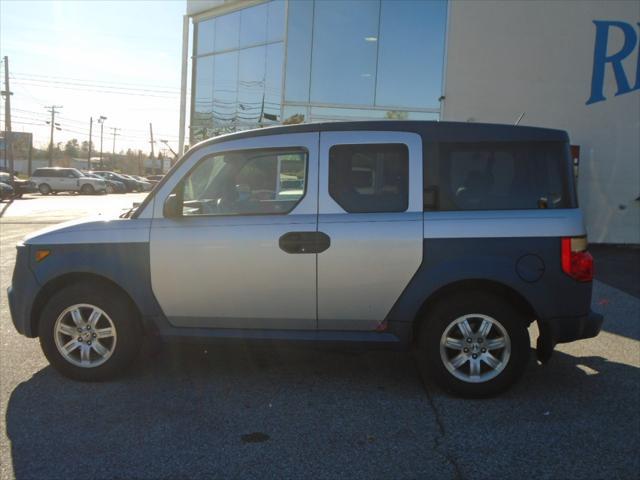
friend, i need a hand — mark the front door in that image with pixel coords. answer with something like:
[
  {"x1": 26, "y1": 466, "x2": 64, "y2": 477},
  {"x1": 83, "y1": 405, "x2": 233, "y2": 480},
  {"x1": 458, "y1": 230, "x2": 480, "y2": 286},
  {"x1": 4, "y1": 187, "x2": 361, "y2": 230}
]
[
  {"x1": 149, "y1": 133, "x2": 319, "y2": 330},
  {"x1": 316, "y1": 131, "x2": 424, "y2": 331}
]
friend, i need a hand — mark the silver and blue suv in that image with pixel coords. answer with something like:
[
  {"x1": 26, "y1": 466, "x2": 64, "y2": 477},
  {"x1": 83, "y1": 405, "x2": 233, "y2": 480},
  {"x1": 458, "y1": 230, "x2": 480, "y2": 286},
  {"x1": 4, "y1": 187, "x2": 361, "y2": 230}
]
[{"x1": 8, "y1": 121, "x2": 603, "y2": 397}]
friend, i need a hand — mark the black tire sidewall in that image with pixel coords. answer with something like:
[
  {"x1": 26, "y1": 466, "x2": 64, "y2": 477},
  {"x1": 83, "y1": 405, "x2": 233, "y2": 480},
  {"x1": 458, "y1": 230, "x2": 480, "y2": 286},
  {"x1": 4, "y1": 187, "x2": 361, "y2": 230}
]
[
  {"x1": 420, "y1": 292, "x2": 530, "y2": 398},
  {"x1": 38, "y1": 283, "x2": 141, "y2": 381},
  {"x1": 38, "y1": 184, "x2": 51, "y2": 195},
  {"x1": 81, "y1": 184, "x2": 94, "y2": 195}
]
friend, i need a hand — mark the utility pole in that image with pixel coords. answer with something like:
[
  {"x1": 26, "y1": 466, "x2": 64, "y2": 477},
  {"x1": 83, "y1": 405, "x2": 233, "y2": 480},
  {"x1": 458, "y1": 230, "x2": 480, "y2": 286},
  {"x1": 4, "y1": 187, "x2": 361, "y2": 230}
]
[
  {"x1": 149, "y1": 122, "x2": 155, "y2": 175},
  {"x1": 110, "y1": 126, "x2": 120, "y2": 168},
  {"x1": 2, "y1": 56, "x2": 14, "y2": 176},
  {"x1": 87, "y1": 117, "x2": 93, "y2": 170},
  {"x1": 45, "y1": 105, "x2": 63, "y2": 167},
  {"x1": 98, "y1": 116, "x2": 107, "y2": 169}
]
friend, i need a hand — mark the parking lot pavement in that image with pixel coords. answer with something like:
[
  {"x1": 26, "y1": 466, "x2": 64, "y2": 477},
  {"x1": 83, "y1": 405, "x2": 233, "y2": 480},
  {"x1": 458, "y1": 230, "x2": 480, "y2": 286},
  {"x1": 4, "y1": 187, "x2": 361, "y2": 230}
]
[
  {"x1": 1, "y1": 196, "x2": 639, "y2": 479},
  {"x1": 0, "y1": 192, "x2": 147, "y2": 223}
]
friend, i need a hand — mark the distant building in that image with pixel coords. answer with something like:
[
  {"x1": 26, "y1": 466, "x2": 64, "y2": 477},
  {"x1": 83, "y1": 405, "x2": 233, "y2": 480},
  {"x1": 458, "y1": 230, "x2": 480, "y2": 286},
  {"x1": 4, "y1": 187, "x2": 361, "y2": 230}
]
[{"x1": 180, "y1": 0, "x2": 639, "y2": 244}]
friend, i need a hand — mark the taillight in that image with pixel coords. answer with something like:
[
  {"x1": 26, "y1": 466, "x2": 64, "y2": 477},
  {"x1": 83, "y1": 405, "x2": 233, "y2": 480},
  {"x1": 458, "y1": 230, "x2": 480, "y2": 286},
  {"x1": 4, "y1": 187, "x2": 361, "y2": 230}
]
[{"x1": 561, "y1": 236, "x2": 593, "y2": 282}]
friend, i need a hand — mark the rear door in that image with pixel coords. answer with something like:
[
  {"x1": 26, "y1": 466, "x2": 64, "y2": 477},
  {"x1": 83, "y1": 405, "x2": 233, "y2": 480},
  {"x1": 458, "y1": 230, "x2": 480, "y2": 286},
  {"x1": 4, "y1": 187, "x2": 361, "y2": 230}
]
[{"x1": 317, "y1": 131, "x2": 424, "y2": 330}]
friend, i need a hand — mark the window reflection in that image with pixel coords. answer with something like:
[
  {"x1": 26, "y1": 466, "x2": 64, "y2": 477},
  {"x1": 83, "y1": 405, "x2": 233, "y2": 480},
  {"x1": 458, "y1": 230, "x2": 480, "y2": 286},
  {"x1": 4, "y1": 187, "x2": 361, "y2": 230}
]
[
  {"x1": 213, "y1": 51, "x2": 238, "y2": 131},
  {"x1": 240, "y1": 3, "x2": 267, "y2": 47},
  {"x1": 238, "y1": 46, "x2": 266, "y2": 127},
  {"x1": 192, "y1": 56, "x2": 214, "y2": 141},
  {"x1": 310, "y1": 0, "x2": 379, "y2": 105},
  {"x1": 197, "y1": 18, "x2": 215, "y2": 55},
  {"x1": 215, "y1": 11, "x2": 240, "y2": 52},
  {"x1": 192, "y1": 0, "x2": 447, "y2": 144},
  {"x1": 376, "y1": 0, "x2": 446, "y2": 108},
  {"x1": 191, "y1": 1, "x2": 285, "y2": 143},
  {"x1": 284, "y1": 0, "x2": 313, "y2": 102}
]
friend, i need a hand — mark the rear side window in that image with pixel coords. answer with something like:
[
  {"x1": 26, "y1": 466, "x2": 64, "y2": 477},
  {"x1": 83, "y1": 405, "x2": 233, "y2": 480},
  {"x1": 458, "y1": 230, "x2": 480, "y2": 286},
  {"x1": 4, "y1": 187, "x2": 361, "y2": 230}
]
[
  {"x1": 424, "y1": 142, "x2": 572, "y2": 211},
  {"x1": 329, "y1": 144, "x2": 409, "y2": 213}
]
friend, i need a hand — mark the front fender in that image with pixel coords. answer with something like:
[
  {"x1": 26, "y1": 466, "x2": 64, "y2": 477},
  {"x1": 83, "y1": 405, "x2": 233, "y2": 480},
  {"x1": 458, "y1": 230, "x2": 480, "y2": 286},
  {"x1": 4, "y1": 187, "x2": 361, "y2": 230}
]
[{"x1": 29, "y1": 242, "x2": 163, "y2": 323}]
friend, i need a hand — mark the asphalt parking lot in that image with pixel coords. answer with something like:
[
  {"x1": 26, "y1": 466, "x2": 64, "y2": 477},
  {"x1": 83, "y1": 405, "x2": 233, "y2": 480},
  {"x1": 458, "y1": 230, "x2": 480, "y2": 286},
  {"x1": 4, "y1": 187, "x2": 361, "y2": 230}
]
[{"x1": 1, "y1": 194, "x2": 639, "y2": 479}]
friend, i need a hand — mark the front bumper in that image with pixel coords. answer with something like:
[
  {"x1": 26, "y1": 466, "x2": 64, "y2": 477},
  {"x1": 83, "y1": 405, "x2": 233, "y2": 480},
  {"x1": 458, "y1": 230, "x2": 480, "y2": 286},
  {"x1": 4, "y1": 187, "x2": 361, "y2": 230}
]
[{"x1": 7, "y1": 245, "x2": 41, "y2": 338}]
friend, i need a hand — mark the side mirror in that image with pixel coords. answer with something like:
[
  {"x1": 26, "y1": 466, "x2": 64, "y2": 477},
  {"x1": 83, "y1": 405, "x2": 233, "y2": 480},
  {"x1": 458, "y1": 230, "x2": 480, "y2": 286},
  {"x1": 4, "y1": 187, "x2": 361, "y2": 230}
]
[{"x1": 163, "y1": 193, "x2": 181, "y2": 218}]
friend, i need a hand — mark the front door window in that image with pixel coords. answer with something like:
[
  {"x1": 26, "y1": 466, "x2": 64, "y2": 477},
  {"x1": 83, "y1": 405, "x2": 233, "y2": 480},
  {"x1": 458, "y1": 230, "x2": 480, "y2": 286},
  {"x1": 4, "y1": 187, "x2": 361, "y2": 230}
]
[{"x1": 180, "y1": 148, "x2": 307, "y2": 216}]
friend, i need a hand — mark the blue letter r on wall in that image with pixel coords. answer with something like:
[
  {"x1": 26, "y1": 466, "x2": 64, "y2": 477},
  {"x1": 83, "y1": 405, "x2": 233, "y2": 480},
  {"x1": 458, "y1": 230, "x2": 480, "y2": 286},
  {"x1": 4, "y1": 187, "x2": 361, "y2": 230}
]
[{"x1": 586, "y1": 20, "x2": 639, "y2": 105}]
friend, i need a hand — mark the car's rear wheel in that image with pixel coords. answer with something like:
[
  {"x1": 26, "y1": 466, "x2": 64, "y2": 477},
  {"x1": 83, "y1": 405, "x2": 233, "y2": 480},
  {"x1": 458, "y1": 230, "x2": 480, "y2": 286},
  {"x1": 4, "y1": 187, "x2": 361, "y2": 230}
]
[
  {"x1": 80, "y1": 184, "x2": 95, "y2": 195},
  {"x1": 419, "y1": 292, "x2": 530, "y2": 398},
  {"x1": 38, "y1": 184, "x2": 51, "y2": 195},
  {"x1": 38, "y1": 283, "x2": 142, "y2": 381},
  {"x1": 106, "y1": 184, "x2": 115, "y2": 194}
]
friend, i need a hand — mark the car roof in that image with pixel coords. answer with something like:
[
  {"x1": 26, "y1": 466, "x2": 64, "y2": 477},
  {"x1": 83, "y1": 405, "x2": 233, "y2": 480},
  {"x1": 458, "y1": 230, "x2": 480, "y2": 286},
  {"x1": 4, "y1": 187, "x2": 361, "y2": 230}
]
[{"x1": 190, "y1": 120, "x2": 568, "y2": 151}]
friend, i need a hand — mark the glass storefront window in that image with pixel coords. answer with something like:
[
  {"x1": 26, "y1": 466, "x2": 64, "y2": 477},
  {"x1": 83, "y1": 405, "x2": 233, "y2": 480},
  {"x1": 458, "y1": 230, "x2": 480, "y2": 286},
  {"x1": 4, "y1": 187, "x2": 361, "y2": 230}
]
[
  {"x1": 197, "y1": 18, "x2": 215, "y2": 55},
  {"x1": 240, "y1": 3, "x2": 267, "y2": 47},
  {"x1": 310, "y1": 0, "x2": 379, "y2": 105},
  {"x1": 212, "y1": 51, "x2": 238, "y2": 131},
  {"x1": 238, "y1": 46, "x2": 266, "y2": 127},
  {"x1": 192, "y1": 0, "x2": 447, "y2": 144},
  {"x1": 264, "y1": 43, "x2": 284, "y2": 122},
  {"x1": 284, "y1": 0, "x2": 313, "y2": 102},
  {"x1": 215, "y1": 11, "x2": 240, "y2": 52},
  {"x1": 376, "y1": 0, "x2": 447, "y2": 108},
  {"x1": 267, "y1": 0, "x2": 285, "y2": 42},
  {"x1": 192, "y1": 56, "x2": 214, "y2": 141},
  {"x1": 309, "y1": 106, "x2": 439, "y2": 122}
]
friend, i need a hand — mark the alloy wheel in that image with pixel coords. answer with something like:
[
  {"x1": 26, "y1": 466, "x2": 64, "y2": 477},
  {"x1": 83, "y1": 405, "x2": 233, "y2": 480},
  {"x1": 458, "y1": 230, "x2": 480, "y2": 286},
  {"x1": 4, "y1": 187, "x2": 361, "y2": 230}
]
[
  {"x1": 53, "y1": 304, "x2": 117, "y2": 368},
  {"x1": 439, "y1": 314, "x2": 511, "y2": 383}
]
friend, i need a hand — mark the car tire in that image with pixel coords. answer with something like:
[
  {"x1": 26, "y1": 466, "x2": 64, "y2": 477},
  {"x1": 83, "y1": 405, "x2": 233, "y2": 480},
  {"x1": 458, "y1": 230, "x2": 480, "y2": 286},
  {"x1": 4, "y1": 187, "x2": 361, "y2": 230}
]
[
  {"x1": 418, "y1": 292, "x2": 530, "y2": 398},
  {"x1": 106, "y1": 184, "x2": 115, "y2": 194},
  {"x1": 38, "y1": 184, "x2": 51, "y2": 195},
  {"x1": 80, "y1": 183, "x2": 95, "y2": 195},
  {"x1": 38, "y1": 282, "x2": 142, "y2": 381}
]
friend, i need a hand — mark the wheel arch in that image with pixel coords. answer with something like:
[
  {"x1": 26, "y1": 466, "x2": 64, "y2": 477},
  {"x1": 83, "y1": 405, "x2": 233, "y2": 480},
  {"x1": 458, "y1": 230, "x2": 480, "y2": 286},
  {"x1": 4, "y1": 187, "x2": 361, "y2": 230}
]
[
  {"x1": 411, "y1": 279, "x2": 539, "y2": 344},
  {"x1": 30, "y1": 272, "x2": 142, "y2": 337}
]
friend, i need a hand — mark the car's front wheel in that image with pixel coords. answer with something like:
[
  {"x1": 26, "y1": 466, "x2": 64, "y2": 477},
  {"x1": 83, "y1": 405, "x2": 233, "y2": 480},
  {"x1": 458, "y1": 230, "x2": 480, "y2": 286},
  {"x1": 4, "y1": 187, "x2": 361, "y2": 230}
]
[
  {"x1": 38, "y1": 183, "x2": 51, "y2": 195},
  {"x1": 80, "y1": 184, "x2": 95, "y2": 195},
  {"x1": 38, "y1": 283, "x2": 142, "y2": 381},
  {"x1": 419, "y1": 292, "x2": 530, "y2": 398}
]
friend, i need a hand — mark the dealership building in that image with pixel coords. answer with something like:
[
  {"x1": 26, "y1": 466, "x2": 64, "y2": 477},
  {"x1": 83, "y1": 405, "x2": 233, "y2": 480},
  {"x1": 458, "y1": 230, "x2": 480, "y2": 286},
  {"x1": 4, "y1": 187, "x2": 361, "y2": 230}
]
[{"x1": 179, "y1": 0, "x2": 639, "y2": 244}]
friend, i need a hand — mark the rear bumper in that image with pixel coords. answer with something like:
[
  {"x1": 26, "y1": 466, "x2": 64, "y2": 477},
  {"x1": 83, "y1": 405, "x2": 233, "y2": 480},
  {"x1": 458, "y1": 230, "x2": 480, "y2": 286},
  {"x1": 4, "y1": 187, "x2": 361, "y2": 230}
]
[{"x1": 543, "y1": 310, "x2": 604, "y2": 344}]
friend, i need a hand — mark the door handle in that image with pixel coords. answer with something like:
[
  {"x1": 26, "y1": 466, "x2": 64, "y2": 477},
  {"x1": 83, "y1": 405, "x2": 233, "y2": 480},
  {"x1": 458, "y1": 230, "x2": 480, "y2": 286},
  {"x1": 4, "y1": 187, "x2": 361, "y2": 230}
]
[{"x1": 279, "y1": 232, "x2": 330, "y2": 254}]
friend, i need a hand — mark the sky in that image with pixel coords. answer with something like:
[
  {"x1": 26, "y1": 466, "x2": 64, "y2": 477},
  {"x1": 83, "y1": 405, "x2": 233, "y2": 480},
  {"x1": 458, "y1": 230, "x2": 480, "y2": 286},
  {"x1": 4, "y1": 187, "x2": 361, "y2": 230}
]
[{"x1": 0, "y1": 0, "x2": 186, "y2": 154}]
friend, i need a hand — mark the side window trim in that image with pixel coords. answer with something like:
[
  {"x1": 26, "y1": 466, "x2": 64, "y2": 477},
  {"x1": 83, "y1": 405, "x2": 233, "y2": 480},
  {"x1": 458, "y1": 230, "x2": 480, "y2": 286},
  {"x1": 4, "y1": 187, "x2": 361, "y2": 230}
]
[
  {"x1": 318, "y1": 131, "x2": 423, "y2": 216},
  {"x1": 147, "y1": 132, "x2": 321, "y2": 220}
]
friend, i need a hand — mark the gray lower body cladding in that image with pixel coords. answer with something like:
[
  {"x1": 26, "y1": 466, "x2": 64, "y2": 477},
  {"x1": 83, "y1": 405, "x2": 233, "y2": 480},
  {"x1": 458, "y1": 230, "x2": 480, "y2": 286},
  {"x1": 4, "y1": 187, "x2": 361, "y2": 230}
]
[{"x1": 384, "y1": 237, "x2": 598, "y2": 341}]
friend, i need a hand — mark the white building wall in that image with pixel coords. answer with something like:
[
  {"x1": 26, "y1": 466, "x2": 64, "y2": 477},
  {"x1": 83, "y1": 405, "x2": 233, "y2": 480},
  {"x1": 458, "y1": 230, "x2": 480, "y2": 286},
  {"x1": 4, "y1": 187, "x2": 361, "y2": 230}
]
[{"x1": 443, "y1": 0, "x2": 640, "y2": 244}]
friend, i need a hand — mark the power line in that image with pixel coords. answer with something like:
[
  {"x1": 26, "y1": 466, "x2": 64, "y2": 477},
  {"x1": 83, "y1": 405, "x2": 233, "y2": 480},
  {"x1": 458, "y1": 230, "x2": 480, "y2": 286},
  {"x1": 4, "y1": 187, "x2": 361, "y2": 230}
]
[{"x1": 13, "y1": 71, "x2": 182, "y2": 92}]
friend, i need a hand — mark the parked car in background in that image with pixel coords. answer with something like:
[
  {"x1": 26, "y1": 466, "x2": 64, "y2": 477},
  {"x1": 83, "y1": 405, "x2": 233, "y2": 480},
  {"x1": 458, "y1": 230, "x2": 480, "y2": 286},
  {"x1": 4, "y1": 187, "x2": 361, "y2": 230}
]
[
  {"x1": 30, "y1": 167, "x2": 107, "y2": 195},
  {"x1": 8, "y1": 121, "x2": 603, "y2": 398},
  {"x1": 0, "y1": 172, "x2": 37, "y2": 198},
  {"x1": 130, "y1": 175, "x2": 153, "y2": 191},
  {"x1": 91, "y1": 171, "x2": 138, "y2": 193},
  {"x1": 83, "y1": 173, "x2": 126, "y2": 194},
  {"x1": 145, "y1": 174, "x2": 164, "y2": 185},
  {"x1": 0, "y1": 182, "x2": 14, "y2": 201}
]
